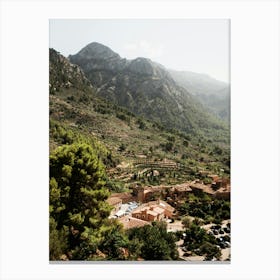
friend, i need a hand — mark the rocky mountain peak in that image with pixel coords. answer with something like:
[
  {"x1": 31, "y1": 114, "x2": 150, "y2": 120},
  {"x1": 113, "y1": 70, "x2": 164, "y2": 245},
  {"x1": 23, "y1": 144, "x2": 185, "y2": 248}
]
[{"x1": 73, "y1": 42, "x2": 121, "y2": 61}]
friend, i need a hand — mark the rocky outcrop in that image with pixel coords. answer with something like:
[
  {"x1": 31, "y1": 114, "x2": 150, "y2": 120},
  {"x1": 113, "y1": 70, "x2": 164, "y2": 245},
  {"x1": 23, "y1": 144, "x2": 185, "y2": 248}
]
[{"x1": 49, "y1": 48, "x2": 93, "y2": 94}]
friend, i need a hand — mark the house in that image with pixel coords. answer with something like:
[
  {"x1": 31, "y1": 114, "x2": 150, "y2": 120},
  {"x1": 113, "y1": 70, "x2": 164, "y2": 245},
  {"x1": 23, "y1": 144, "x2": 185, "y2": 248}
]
[
  {"x1": 135, "y1": 186, "x2": 162, "y2": 203},
  {"x1": 132, "y1": 206, "x2": 163, "y2": 222},
  {"x1": 172, "y1": 183, "x2": 192, "y2": 200},
  {"x1": 131, "y1": 200, "x2": 175, "y2": 222},
  {"x1": 189, "y1": 182, "x2": 215, "y2": 196}
]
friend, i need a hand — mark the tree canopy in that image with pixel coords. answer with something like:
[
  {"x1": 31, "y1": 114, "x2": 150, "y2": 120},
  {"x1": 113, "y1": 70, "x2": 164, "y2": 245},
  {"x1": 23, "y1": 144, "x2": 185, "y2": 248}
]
[
  {"x1": 49, "y1": 143, "x2": 112, "y2": 260},
  {"x1": 127, "y1": 221, "x2": 179, "y2": 260}
]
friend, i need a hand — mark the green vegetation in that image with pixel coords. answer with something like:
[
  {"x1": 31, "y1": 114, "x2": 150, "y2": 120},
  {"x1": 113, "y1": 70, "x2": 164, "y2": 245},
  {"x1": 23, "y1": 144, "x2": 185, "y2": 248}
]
[
  {"x1": 50, "y1": 120, "x2": 117, "y2": 168},
  {"x1": 127, "y1": 222, "x2": 179, "y2": 260},
  {"x1": 178, "y1": 193, "x2": 230, "y2": 224},
  {"x1": 183, "y1": 222, "x2": 221, "y2": 261},
  {"x1": 49, "y1": 143, "x2": 112, "y2": 260},
  {"x1": 49, "y1": 146, "x2": 179, "y2": 261}
]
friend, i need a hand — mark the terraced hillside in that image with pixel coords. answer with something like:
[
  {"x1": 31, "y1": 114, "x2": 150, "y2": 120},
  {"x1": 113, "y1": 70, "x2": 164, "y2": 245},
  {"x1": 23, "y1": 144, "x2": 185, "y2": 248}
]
[{"x1": 50, "y1": 48, "x2": 230, "y2": 190}]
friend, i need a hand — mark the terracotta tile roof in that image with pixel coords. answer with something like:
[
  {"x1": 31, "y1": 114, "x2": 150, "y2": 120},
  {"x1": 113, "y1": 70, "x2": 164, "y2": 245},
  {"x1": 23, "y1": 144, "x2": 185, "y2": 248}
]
[
  {"x1": 131, "y1": 200, "x2": 175, "y2": 216},
  {"x1": 151, "y1": 206, "x2": 165, "y2": 214},
  {"x1": 106, "y1": 197, "x2": 122, "y2": 206},
  {"x1": 147, "y1": 210, "x2": 158, "y2": 216},
  {"x1": 118, "y1": 216, "x2": 150, "y2": 229},
  {"x1": 189, "y1": 183, "x2": 215, "y2": 195},
  {"x1": 131, "y1": 209, "x2": 142, "y2": 214},
  {"x1": 156, "y1": 200, "x2": 175, "y2": 213}
]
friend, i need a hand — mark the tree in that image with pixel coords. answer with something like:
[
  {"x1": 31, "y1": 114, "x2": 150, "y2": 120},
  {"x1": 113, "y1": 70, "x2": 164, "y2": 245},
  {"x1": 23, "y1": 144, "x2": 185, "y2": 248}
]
[
  {"x1": 100, "y1": 222, "x2": 129, "y2": 260},
  {"x1": 49, "y1": 143, "x2": 112, "y2": 260},
  {"x1": 49, "y1": 217, "x2": 69, "y2": 260},
  {"x1": 183, "y1": 224, "x2": 207, "y2": 251},
  {"x1": 199, "y1": 242, "x2": 221, "y2": 261},
  {"x1": 127, "y1": 222, "x2": 178, "y2": 260}
]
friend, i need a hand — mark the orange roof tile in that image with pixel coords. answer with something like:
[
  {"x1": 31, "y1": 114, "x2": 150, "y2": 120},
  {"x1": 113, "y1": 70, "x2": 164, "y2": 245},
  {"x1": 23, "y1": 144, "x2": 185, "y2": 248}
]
[
  {"x1": 118, "y1": 216, "x2": 150, "y2": 229},
  {"x1": 107, "y1": 197, "x2": 122, "y2": 206},
  {"x1": 147, "y1": 210, "x2": 158, "y2": 216}
]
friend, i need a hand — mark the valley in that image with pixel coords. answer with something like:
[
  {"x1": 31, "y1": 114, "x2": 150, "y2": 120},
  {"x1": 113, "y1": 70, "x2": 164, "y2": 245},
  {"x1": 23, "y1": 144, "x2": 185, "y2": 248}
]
[{"x1": 49, "y1": 45, "x2": 230, "y2": 262}]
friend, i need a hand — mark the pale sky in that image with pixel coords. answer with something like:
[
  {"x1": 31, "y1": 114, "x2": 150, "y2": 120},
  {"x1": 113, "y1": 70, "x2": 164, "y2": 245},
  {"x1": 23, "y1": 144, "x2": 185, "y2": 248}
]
[{"x1": 49, "y1": 19, "x2": 230, "y2": 83}]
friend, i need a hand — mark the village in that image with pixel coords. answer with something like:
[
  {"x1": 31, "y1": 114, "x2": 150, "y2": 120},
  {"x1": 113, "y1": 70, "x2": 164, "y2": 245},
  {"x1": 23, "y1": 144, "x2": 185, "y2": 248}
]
[{"x1": 107, "y1": 168, "x2": 231, "y2": 261}]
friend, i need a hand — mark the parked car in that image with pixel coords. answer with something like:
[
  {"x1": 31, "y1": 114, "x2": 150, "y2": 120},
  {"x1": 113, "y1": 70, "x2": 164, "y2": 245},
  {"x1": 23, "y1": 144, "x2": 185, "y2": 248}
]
[
  {"x1": 211, "y1": 225, "x2": 221, "y2": 230},
  {"x1": 223, "y1": 235, "x2": 230, "y2": 242},
  {"x1": 213, "y1": 230, "x2": 219, "y2": 235},
  {"x1": 223, "y1": 227, "x2": 230, "y2": 233},
  {"x1": 219, "y1": 229, "x2": 224, "y2": 234},
  {"x1": 225, "y1": 241, "x2": 231, "y2": 248}
]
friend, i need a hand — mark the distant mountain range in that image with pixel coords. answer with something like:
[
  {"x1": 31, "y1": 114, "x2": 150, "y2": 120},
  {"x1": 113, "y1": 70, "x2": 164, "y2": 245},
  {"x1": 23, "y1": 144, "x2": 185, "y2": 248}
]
[
  {"x1": 169, "y1": 70, "x2": 230, "y2": 122},
  {"x1": 69, "y1": 42, "x2": 229, "y2": 137}
]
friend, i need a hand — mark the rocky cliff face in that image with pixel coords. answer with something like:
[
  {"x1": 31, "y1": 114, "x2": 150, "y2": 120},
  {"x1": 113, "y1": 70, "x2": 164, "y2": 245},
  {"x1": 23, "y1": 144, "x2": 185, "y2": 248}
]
[
  {"x1": 69, "y1": 42, "x2": 227, "y2": 135},
  {"x1": 49, "y1": 48, "x2": 93, "y2": 95}
]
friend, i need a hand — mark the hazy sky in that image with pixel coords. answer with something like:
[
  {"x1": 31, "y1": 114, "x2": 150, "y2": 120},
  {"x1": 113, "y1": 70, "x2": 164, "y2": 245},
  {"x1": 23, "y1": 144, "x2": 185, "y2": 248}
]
[{"x1": 50, "y1": 19, "x2": 230, "y2": 83}]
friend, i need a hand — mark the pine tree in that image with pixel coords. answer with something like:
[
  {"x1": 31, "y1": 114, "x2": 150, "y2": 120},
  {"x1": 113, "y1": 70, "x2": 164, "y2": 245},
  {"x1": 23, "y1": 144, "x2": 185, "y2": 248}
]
[{"x1": 49, "y1": 143, "x2": 112, "y2": 260}]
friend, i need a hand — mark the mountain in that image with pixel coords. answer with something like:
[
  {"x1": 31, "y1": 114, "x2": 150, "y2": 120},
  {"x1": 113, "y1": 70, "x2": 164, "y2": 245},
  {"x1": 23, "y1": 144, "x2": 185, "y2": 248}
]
[
  {"x1": 49, "y1": 48, "x2": 230, "y2": 180},
  {"x1": 69, "y1": 42, "x2": 229, "y2": 138},
  {"x1": 168, "y1": 70, "x2": 228, "y2": 96},
  {"x1": 169, "y1": 70, "x2": 230, "y2": 122},
  {"x1": 49, "y1": 48, "x2": 93, "y2": 95}
]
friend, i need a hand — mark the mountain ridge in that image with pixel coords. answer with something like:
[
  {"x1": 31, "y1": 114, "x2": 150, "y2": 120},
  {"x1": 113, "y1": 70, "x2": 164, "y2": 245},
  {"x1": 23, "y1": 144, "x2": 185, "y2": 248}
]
[
  {"x1": 169, "y1": 69, "x2": 230, "y2": 122},
  {"x1": 69, "y1": 42, "x2": 229, "y2": 137}
]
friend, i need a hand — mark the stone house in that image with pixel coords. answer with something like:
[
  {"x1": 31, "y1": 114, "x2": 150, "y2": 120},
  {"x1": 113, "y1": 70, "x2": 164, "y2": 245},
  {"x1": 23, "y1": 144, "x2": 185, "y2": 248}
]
[{"x1": 131, "y1": 200, "x2": 174, "y2": 222}]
